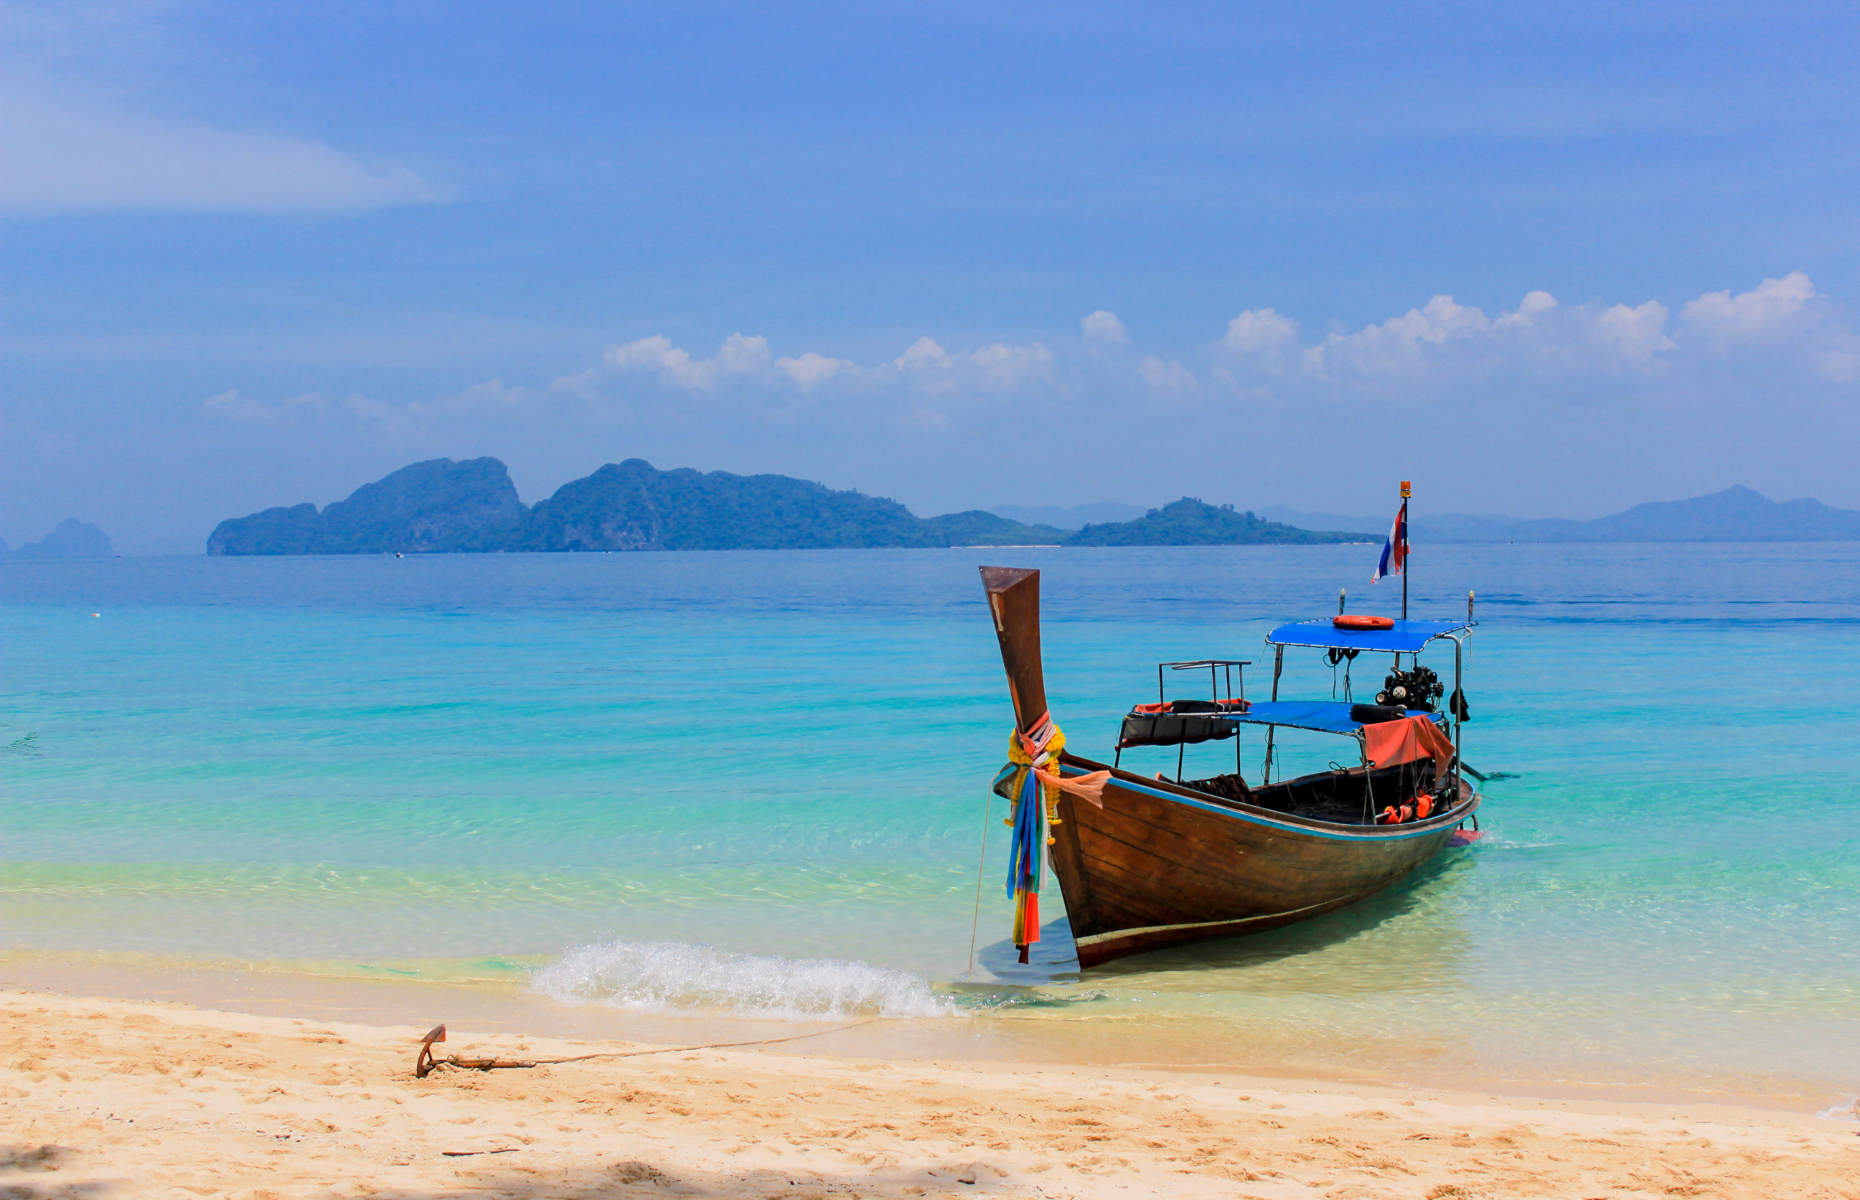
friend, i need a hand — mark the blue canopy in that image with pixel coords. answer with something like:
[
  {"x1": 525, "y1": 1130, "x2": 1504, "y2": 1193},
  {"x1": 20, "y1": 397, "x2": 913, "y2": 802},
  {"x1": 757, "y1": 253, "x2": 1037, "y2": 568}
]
[
  {"x1": 1266, "y1": 618, "x2": 1470, "y2": 654},
  {"x1": 1218, "y1": 700, "x2": 1448, "y2": 736}
]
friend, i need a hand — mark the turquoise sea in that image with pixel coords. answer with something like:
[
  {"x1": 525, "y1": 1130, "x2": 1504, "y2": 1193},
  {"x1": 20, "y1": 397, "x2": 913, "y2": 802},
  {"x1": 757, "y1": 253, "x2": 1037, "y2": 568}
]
[{"x1": 5, "y1": 545, "x2": 1859, "y2": 1105}]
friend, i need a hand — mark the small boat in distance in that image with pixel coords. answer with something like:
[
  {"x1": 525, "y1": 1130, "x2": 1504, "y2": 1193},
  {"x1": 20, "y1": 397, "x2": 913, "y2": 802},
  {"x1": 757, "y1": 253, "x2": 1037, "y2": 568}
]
[{"x1": 981, "y1": 565, "x2": 1481, "y2": 969}]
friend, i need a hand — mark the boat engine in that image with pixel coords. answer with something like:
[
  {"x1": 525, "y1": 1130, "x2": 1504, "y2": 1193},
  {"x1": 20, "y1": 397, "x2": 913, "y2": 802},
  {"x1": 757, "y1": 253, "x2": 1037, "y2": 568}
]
[{"x1": 1375, "y1": 664, "x2": 1444, "y2": 712}]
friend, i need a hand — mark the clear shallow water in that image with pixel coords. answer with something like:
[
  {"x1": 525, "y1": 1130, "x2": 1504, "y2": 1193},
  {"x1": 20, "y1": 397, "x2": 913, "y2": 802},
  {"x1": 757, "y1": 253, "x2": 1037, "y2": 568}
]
[{"x1": 5, "y1": 545, "x2": 1860, "y2": 1099}]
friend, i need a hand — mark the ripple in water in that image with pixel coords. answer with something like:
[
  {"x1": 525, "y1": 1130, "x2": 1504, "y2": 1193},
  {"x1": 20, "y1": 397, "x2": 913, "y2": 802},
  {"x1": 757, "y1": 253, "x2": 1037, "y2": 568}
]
[{"x1": 530, "y1": 939, "x2": 959, "y2": 1020}]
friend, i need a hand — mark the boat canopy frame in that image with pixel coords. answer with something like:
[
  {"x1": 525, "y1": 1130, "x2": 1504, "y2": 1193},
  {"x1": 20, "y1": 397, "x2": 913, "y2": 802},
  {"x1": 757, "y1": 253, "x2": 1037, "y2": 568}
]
[
  {"x1": 1257, "y1": 621, "x2": 1474, "y2": 790},
  {"x1": 1114, "y1": 658, "x2": 1253, "y2": 779},
  {"x1": 1265, "y1": 618, "x2": 1471, "y2": 654},
  {"x1": 1113, "y1": 618, "x2": 1476, "y2": 793},
  {"x1": 1156, "y1": 658, "x2": 1250, "y2": 705}
]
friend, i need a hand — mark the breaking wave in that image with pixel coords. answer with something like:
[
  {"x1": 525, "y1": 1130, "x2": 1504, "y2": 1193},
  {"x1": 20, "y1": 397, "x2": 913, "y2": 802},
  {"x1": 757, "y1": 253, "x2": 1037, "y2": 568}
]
[{"x1": 529, "y1": 939, "x2": 959, "y2": 1020}]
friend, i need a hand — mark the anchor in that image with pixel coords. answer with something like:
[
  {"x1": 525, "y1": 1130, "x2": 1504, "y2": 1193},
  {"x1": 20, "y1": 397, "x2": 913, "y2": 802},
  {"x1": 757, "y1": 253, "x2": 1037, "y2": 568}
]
[{"x1": 414, "y1": 1023, "x2": 538, "y2": 1078}]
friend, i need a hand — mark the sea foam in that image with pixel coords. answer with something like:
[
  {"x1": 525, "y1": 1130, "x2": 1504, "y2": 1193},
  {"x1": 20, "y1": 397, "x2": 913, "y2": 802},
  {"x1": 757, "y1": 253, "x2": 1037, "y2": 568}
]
[{"x1": 529, "y1": 939, "x2": 959, "y2": 1020}]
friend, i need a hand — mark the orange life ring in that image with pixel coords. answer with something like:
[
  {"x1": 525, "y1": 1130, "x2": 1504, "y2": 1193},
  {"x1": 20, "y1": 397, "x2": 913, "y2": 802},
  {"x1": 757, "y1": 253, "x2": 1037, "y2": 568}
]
[{"x1": 1333, "y1": 614, "x2": 1394, "y2": 631}]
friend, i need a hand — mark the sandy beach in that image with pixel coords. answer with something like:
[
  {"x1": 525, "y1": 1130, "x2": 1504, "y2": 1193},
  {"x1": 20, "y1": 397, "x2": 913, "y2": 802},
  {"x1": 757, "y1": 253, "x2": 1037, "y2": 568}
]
[{"x1": 5, "y1": 987, "x2": 1856, "y2": 1200}]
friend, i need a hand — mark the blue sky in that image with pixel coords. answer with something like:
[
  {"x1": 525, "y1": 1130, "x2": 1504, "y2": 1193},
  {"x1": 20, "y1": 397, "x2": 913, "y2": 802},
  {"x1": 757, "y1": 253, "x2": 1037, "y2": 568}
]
[{"x1": 5, "y1": 2, "x2": 1859, "y2": 552}]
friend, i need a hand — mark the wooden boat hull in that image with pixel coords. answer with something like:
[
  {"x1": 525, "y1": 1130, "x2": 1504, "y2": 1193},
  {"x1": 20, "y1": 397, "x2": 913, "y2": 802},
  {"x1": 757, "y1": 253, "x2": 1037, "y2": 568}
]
[
  {"x1": 1045, "y1": 758, "x2": 1474, "y2": 967},
  {"x1": 982, "y1": 564, "x2": 1477, "y2": 969}
]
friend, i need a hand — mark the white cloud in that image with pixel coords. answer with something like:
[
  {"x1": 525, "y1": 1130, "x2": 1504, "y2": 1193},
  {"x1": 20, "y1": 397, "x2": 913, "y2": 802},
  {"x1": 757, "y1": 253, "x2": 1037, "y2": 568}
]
[
  {"x1": 605, "y1": 335, "x2": 715, "y2": 389},
  {"x1": 1219, "y1": 308, "x2": 1298, "y2": 355},
  {"x1": 201, "y1": 388, "x2": 333, "y2": 426},
  {"x1": 442, "y1": 380, "x2": 528, "y2": 415},
  {"x1": 1390, "y1": 295, "x2": 1490, "y2": 343},
  {"x1": 467, "y1": 275, "x2": 1857, "y2": 421},
  {"x1": 598, "y1": 330, "x2": 1053, "y2": 398},
  {"x1": 776, "y1": 352, "x2": 854, "y2": 388},
  {"x1": 601, "y1": 333, "x2": 775, "y2": 389},
  {"x1": 1291, "y1": 288, "x2": 1693, "y2": 381},
  {"x1": 0, "y1": 82, "x2": 445, "y2": 214},
  {"x1": 201, "y1": 388, "x2": 266, "y2": 424},
  {"x1": 886, "y1": 336, "x2": 1054, "y2": 392},
  {"x1": 961, "y1": 341, "x2": 1055, "y2": 390},
  {"x1": 1592, "y1": 300, "x2": 1673, "y2": 360},
  {"x1": 203, "y1": 271, "x2": 1856, "y2": 469},
  {"x1": 893, "y1": 336, "x2": 951, "y2": 372},
  {"x1": 1494, "y1": 290, "x2": 1558, "y2": 329},
  {"x1": 1081, "y1": 310, "x2": 1128, "y2": 344},
  {"x1": 1139, "y1": 357, "x2": 1197, "y2": 393},
  {"x1": 715, "y1": 332, "x2": 772, "y2": 374},
  {"x1": 1308, "y1": 295, "x2": 1491, "y2": 377},
  {"x1": 1680, "y1": 271, "x2": 1816, "y2": 342}
]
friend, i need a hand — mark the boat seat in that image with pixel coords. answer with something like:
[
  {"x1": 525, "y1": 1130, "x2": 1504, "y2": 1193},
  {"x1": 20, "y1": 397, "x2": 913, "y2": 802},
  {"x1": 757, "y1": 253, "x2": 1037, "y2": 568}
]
[{"x1": 1117, "y1": 713, "x2": 1238, "y2": 749}]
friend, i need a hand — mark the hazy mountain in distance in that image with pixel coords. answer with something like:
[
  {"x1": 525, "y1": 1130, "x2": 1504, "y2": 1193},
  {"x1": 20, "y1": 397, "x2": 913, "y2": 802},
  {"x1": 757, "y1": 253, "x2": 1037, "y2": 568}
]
[
  {"x1": 988, "y1": 501, "x2": 1147, "y2": 530},
  {"x1": 1263, "y1": 486, "x2": 1860, "y2": 542},
  {"x1": 2, "y1": 518, "x2": 116, "y2": 559},
  {"x1": 1069, "y1": 499, "x2": 1360, "y2": 546},
  {"x1": 1255, "y1": 507, "x2": 1389, "y2": 536}
]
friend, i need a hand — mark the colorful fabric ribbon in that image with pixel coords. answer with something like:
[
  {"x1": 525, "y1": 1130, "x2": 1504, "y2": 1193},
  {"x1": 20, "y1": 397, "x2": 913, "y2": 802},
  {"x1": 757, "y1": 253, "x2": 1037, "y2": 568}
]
[{"x1": 999, "y1": 713, "x2": 1109, "y2": 962}]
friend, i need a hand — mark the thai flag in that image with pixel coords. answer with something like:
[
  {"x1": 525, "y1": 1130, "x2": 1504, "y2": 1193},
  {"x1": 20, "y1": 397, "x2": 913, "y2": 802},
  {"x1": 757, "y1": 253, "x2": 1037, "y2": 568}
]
[{"x1": 1372, "y1": 500, "x2": 1407, "y2": 582}]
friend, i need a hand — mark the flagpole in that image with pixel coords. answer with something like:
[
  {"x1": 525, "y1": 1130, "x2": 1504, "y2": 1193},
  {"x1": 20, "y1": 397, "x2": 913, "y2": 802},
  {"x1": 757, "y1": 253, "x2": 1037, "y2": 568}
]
[{"x1": 1400, "y1": 480, "x2": 1411, "y2": 622}]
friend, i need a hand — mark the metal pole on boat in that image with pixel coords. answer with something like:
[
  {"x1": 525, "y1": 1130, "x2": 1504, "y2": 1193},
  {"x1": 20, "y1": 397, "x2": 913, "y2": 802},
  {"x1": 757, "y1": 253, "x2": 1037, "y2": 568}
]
[
  {"x1": 1400, "y1": 480, "x2": 1411, "y2": 623},
  {"x1": 1263, "y1": 644, "x2": 1284, "y2": 784},
  {"x1": 1453, "y1": 635, "x2": 1464, "y2": 796},
  {"x1": 1232, "y1": 661, "x2": 1244, "y2": 778}
]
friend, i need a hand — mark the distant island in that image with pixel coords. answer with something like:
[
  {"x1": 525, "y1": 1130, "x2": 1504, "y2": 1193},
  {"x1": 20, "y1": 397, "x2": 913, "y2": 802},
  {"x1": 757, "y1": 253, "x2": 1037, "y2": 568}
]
[
  {"x1": 2, "y1": 518, "x2": 116, "y2": 560},
  {"x1": 207, "y1": 460, "x2": 1860, "y2": 555},
  {"x1": 206, "y1": 458, "x2": 1355, "y2": 554},
  {"x1": 1256, "y1": 485, "x2": 1860, "y2": 544},
  {"x1": 1068, "y1": 499, "x2": 1354, "y2": 546}
]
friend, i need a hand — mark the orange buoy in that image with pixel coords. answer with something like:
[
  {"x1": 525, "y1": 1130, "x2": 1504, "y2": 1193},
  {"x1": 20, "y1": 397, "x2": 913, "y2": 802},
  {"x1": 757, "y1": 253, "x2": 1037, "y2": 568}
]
[{"x1": 1333, "y1": 614, "x2": 1394, "y2": 631}]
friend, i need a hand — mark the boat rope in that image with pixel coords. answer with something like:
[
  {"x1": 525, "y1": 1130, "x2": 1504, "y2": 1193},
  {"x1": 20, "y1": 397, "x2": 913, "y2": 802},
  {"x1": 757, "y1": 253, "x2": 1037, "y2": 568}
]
[
  {"x1": 1327, "y1": 647, "x2": 1359, "y2": 701},
  {"x1": 963, "y1": 782, "x2": 991, "y2": 979},
  {"x1": 415, "y1": 1018, "x2": 880, "y2": 1078}
]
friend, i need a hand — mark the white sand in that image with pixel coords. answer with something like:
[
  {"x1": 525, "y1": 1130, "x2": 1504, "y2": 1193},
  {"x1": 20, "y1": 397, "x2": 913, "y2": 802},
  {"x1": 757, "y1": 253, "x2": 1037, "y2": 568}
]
[{"x1": 5, "y1": 987, "x2": 1858, "y2": 1199}]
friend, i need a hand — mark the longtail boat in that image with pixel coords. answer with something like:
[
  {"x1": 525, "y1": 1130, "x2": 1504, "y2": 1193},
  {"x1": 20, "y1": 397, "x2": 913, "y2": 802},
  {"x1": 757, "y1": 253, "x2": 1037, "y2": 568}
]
[{"x1": 982, "y1": 564, "x2": 1481, "y2": 969}]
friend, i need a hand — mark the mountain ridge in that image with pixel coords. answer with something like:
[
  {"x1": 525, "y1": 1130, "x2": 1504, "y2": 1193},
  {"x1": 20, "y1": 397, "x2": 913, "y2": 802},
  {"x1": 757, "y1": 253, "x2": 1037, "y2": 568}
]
[
  {"x1": 205, "y1": 459, "x2": 1337, "y2": 553},
  {"x1": 1069, "y1": 499, "x2": 1357, "y2": 546},
  {"x1": 208, "y1": 458, "x2": 1078, "y2": 554},
  {"x1": 205, "y1": 464, "x2": 1860, "y2": 555}
]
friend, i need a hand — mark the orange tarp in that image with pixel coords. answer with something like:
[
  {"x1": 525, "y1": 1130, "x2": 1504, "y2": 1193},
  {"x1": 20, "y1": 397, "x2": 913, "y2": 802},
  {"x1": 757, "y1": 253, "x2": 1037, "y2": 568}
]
[{"x1": 1362, "y1": 714, "x2": 1456, "y2": 769}]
